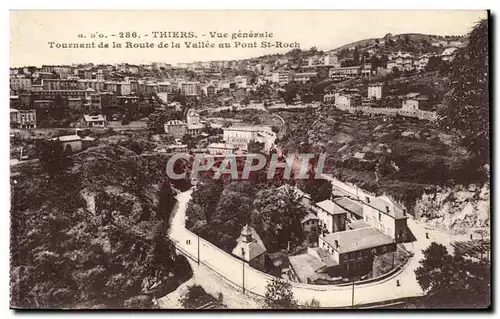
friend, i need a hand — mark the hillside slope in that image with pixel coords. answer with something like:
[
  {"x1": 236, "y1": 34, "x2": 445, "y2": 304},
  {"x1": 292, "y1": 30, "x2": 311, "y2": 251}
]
[
  {"x1": 329, "y1": 33, "x2": 466, "y2": 53},
  {"x1": 10, "y1": 142, "x2": 190, "y2": 309}
]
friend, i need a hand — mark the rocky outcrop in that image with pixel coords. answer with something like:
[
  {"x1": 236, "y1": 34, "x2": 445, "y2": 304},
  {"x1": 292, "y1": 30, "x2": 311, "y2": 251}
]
[{"x1": 414, "y1": 183, "x2": 490, "y2": 235}]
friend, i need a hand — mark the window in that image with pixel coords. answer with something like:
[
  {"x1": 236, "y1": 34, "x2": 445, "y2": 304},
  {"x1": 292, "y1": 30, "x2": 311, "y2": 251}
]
[{"x1": 378, "y1": 212, "x2": 382, "y2": 221}]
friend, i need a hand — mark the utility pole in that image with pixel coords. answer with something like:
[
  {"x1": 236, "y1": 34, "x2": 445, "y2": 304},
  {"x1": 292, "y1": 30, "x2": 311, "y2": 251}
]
[
  {"x1": 197, "y1": 234, "x2": 200, "y2": 265},
  {"x1": 351, "y1": 280, "x2": 355, "y2": 307},
  {"x1": 241, "y1": 248, "x2": 246, "y2": 294},
  {"x1": 392, "y1": 249, "x2": 395, "y2": 269}
]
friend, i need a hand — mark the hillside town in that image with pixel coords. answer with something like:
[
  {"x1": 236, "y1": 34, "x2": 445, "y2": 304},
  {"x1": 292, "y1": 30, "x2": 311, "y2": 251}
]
[
  {"x1": 10, "y1": 20, "x2": 490, "y2": 311},
  {"x1": 10, "y1": 33, "x2": 465, "y2": 134}
]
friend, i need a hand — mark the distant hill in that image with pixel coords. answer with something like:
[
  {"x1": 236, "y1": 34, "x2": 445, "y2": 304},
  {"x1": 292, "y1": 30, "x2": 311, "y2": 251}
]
[{"x1": 328, "y1": 33, "x2": 467, "y2": 54}]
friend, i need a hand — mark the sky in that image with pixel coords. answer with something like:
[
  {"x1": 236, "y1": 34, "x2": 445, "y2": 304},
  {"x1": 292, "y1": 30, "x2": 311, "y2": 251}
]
[{"x1": 10, "y1": 10, "x2": 487, "y2": 67}]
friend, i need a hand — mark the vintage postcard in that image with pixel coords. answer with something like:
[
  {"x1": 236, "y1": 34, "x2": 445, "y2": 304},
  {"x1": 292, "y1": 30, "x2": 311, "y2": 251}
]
[{"x1": 9, "y1": 10, "x2": 490, "y2": 310}]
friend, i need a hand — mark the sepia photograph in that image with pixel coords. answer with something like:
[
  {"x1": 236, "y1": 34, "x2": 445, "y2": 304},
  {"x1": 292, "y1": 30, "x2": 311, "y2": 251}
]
[{"x1": 9, "y1": 10, "x2": 491, "y2": 310}]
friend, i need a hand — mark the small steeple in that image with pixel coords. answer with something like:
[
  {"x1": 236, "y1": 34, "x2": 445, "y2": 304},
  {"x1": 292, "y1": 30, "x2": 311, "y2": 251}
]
[{"x1": 241, "y1": 224, "x2": 254, "y2": 243}]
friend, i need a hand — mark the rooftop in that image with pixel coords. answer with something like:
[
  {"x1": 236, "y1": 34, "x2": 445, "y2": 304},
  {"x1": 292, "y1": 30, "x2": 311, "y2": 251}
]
[
  {"x1": 322, "y1": 227, "x2": 394, "y2": 254},
  {"x1": 165, "y1": 120, "x2": 186, "y2": 126},
  {"x1": 333, "y1": 197, "x2": 363, "y2": 218},
  {"x1": 223, "y1": 125, "x2": 273, "y2": 133},
  {"x1": 301, "y1": 212, "x2": 319, "y2": 224},
  {"x1": 188, "y1": 124, "x2": 205, "y2": 130},
  {"x1": 207, "y1": 143, "x2": 236, "y2": 150},
  {"x1": 52, "y1": 135, "x2": 82, "y2": 142},
  {"x1": 232, "y1": 225, "x2": 267, "y2": 262},
  {"x1": 347, "y1": 219, "x2": 371, "y2": 230},
  {"x1": 288, "y1": 253, "x2": 325, "y2": 283},
  {"x1": 374, "y1": 195, "x2": 407, "y2": 219},
  {"x1": 315, "y1": 199, "x2": 348, "y2": 216},
  {"x1": 83, "y1": 114, "x2": 105, "y2": 122}
]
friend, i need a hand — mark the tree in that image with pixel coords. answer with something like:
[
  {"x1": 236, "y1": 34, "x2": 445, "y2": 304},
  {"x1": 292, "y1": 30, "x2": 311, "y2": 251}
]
[
  {"x1": 210, "y1": 182, "x2": 256, "y2": 251},
  {"x1": 280, "y1": 81, "x2": 300, "y2": 105},
  {"x1": 415, "y1": 242, "x2": 490, "y2": 308},
  {"x1": 147, "y1": 110, "x2": 179, "y2": 134},
  {"x1": 251, "y1": 186, "x2": 307, "y2": 251},
  {"x1": 404, "y1": 34, "x2": 411, "y2": 45},
  {"x1": 297, "y1": 178, "x2": 332, "y2": 203},
  {"x1": 36, "y1": 138, "x2": 73, "y2": 180},
  {"x1": 438, "y1": 19, "x2": 489, "y2": 164},
  {"x1": 241, "y1": 97, "x2": 250, "y2": 106},
  {"x1": 301, "y1": 298, "x2": 321, "y2": 309},
  {"x1": 264, "y1": 278, "x2": 298, "y2": 309},
  {"x1": 353, "y1": 46, "x2": 360, "y2": 65},
  {"x1": 123, "y1": 295, "x2": 155, "y2": 309},
  {"x1": 181, "y1": 134, "x2": 197, "y2": 149},
  {"x1": 186, "y1": 179, "x2": 225, "y2": 234},
  {"x1": 247, "y1": 140, "x2": 265, "y2": 154},
  {"x1": 425, "y1": 56, "x2": 445, "y2": 72},
  {"x1": 172, "y1": 89, "x2": 187, "y2": 106},
  {"x1": 391, "y1": 67, "x2": 402, "y2": 77}
]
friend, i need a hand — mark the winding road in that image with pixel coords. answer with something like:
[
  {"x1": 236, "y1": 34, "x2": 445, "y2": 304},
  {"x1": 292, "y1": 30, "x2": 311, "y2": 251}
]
[{"x1": 166, "y1": 188, "x2": 465, "y2": 308}]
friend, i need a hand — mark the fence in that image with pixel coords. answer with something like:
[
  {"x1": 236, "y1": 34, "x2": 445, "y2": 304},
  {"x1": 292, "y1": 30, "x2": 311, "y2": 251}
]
[{"x1": 172, "y1": 225, "x2": 411, "y2": 307}]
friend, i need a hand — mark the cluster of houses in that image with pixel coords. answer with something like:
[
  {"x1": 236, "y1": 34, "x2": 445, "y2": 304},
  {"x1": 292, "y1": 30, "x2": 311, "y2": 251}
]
[
  {"x1": 286, "y1": 189, "x2": 409, "y2": 283},
  {"x1": 162, "y1": 109, "x2": 277, "y2": 155},
  {"x1": 229, "y1": 183, "x2": 410, "y2": 283},
  {"x1": 324, "y1": 83, "x2": 438, "y2": 121},
  {"x1": 326, "y1": 47, "x2": 459, "y2": 83}
]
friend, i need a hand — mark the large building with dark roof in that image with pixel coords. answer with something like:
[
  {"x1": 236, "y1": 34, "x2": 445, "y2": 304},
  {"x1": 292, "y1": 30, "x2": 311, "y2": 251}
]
[{"x1": 319, "y1": 227, "x2": 396, "y2": 276}]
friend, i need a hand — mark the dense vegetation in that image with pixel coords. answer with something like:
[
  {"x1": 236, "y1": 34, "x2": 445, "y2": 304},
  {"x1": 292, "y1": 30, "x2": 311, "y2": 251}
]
[
  {"x1": 186, "y1": 180, "x2": 308, "y2": 254},
  {"x1": 10, "y1": 141, "x2": 191, "y2": 309},
  {"x1": 414, "y1": 242, "x2": 490, "y2": 308},
  {"x1": 277, "y1": 20, "x2": 490, "y2": 213},
  {"x1": 179, "y1": 285, "x2": 226, "y2": 309},
  {"x1": 438, "y1": 19, "x2": 489, "y2": 164},
  {"x1": 264, "y1": 277, "x2": 321, "y2": 309}
]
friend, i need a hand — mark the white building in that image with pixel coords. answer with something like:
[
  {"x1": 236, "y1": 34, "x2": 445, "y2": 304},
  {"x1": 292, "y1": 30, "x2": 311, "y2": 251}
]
[
  {"x1": 164, "y1": 120, "x2": 187, "y2": 139},
  {"x1": 416, "y1": 55, "x2": 431, "y2": 71},
  {"x1": 120, "y1": 83, "x2": 132, "y2": 96},
  {"x1": 10, "y1": 77, "x2": 32, "y2": 91},
  {"x1": 83, "y1": 114, "x2": 106, "y2": 128},
  {"x1": 293, "y1": 72, "x2": 317, "y2": 83},
  {"x1": 323, "y1": 53, "x2": 340, "y2": 67},
  {"x1": 10, "y1": 109, "x2": 36, "y2": 128},
  {"x1": 52, "y1": 135, "x2": 83, "y2": 154},
  {"x1": 180, "y1": 81, "x2": 200, "y2": 96},
  {"x1": 441, "y1": 47, "x2": 459, "y2": 62},
  {"x1": 186, "y1": 109, "x2": 204, "y2": 137},
  {"x1": 232, "y1": 225, "x2": 267, "y2": 270},
  {"x1": 207, "y1": 143, "x2": 238, "y2": 155},
  {"x1": 402, "y1": 99, "x2": 419, "y2": 111},
  {"x1": 311, "y1": 200, "x2": 348, "y2": 234},
  {"x1": 388, "y1": 51, "x2": 414, "y2": 71},
  {"x1": 335, "y1": 93, "x2": 360, "y2": 109},
  {"x1": 367, "y1": 83, "x2": 383, "y2": 100},
  {"x1": 222, "y1": 125, "x2": 276, "y2": 152},
  {"x1": 234, "y1": 75, "x2": 249, "y2": 89},
  {"x1": 271, "y1": 71, "x2": 291, "y2": 86},
  {"x1": 329, "y1": 66, "x2": 362, "y2": 81},
  {"x1": 323, "y1": 93, "x2": 336, "y2": 104}
]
